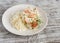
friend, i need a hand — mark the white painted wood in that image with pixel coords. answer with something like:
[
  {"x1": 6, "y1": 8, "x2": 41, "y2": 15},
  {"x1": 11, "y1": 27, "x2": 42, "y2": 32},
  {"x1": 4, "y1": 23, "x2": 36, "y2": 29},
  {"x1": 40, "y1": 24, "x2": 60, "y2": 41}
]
[{"x1": 0, "y1": 0, "x2": 60, "y2": 43}]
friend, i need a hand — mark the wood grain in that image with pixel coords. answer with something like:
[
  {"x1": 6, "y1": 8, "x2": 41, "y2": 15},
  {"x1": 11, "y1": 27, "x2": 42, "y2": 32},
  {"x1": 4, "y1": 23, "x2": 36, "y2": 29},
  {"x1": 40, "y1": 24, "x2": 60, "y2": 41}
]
[{"x1": 0, "y1": 0, "x2": 60, "y2": 43}]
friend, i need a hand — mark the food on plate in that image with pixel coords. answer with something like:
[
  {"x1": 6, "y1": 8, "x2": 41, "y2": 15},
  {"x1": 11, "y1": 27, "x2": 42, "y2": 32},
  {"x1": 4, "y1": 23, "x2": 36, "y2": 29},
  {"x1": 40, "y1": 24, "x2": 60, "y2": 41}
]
[{"x1": 10, "y1": 7, "x2": 42, "y2": 30}]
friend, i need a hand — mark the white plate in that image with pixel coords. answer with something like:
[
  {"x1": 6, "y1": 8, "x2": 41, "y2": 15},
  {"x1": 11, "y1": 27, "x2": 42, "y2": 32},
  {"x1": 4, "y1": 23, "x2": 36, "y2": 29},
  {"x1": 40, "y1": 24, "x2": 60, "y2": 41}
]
[{"x1": 2, "y1": 4, "x2": 48, "y2": 36}]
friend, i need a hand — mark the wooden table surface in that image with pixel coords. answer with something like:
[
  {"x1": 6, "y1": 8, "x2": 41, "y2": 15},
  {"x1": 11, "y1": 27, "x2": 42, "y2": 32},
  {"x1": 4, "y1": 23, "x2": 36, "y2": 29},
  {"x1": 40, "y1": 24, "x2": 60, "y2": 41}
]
[{"x1": 0, "y1": 0, "x2": 60, "y2": 43}]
